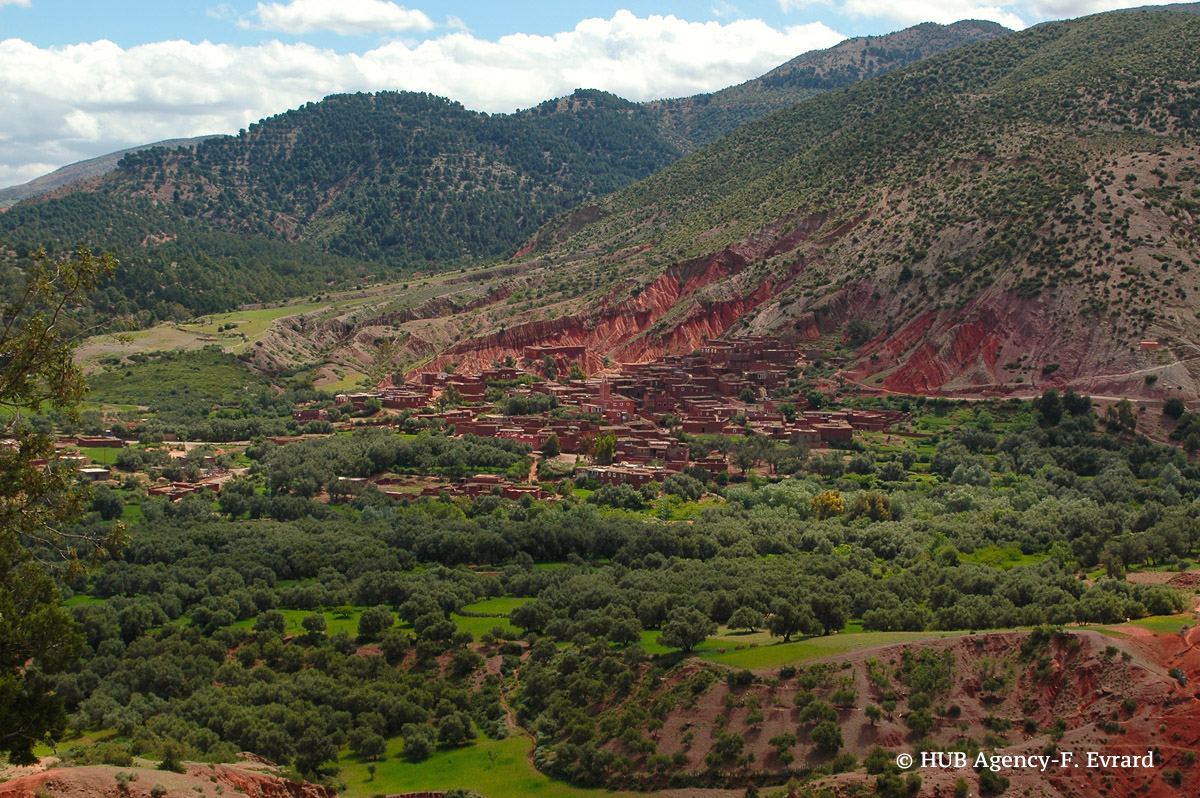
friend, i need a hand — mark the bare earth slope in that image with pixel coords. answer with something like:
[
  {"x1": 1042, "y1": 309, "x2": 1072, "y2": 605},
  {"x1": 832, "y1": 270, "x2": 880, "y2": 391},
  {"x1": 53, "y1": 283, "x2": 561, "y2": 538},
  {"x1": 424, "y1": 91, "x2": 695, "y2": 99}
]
[
  {"x1": 0, "y1": 761, "x2": 334, "y2": 798},
  {"x1": 380, "y1": 7, "x2": 1200, "y2": 403},
  {"x1": 610, "y1": 628, "x2": 1200, "y2": 797}
]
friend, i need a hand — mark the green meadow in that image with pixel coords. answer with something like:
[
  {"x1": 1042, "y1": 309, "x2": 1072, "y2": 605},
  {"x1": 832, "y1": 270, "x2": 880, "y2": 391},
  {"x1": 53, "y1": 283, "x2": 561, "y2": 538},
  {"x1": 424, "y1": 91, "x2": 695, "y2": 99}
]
[{"x1": 338, "y1": 733, "x2": 645, "y2": 798}]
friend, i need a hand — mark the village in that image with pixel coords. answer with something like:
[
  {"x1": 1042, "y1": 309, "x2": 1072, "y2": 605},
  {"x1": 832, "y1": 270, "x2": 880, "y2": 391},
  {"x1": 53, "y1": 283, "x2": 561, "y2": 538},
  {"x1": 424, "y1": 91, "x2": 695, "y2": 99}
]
[{"x1": 36, "y1": 336, "x2": 905, "y2": 503}]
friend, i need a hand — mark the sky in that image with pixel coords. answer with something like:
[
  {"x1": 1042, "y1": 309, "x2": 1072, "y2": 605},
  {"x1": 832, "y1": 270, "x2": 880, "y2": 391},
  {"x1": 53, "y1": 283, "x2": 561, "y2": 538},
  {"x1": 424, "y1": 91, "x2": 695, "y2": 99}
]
[{"x1": 0, "y1": 0, "x2": 1179, "y2": 189}]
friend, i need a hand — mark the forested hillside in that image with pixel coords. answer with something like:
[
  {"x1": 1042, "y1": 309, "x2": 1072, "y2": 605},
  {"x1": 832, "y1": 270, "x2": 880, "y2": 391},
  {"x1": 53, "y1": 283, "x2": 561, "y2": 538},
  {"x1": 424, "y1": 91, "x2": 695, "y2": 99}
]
[
  {"x1": 646, "y1": 19, "x2": 1008, "y2": 151},
  {"x1": 0, "y1": 136, "x2": 222, "y2": 209},
  {"x1": 31, "y1": 387, "x2": 1200, "y2": 797},
  {"x1": 0, "y1": 21, "x2": 1003, "y2": 331},
  {"x1": 436, "y1": 6, "x2": 1200, "y2": 400}
]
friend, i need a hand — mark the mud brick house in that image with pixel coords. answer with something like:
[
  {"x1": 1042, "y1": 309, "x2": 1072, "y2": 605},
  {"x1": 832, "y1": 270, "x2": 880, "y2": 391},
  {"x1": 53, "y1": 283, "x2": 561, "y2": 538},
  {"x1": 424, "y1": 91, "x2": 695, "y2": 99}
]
[
  {"x1": 812, "y1": 422, "x2": 853, "y2": 442},
  {"x1": 645, "y1": 392, "x2": 679, "y2": 413},
  {"x1": 382, "y1": 387, "x2": 430, "y2": 409},
  {"x1": 75, "y1": 436, "x2": 124, "y2": 448},
  {"x1": 334, "y1": 392, "x2": 381, "y2": 410},
  {"x1": 454, "y1": 419, "x2": 503, "y2": 437},
  {"x1": 682, "y1": 417, "x2": 728, "y2": 435},
  {"x1": 790, "y1": 427, "x2": 823, "y2": 445},
  {"x1": 717, "y1": 372, "x2": 755, "y2": 397},
  {"x1": 497, "y1": 427, "x2": 539, "y2": 447},
  {"x1": 292, "y1": 407, "x2": 328, "y2": 422},
  {"x1": 445, "y1": 375, "x2": 486, "y2": 401},
  {"x1": 583, "y1": 464, "x2": 666, "y2": 488},
  {"x1": 843, "y1": 409, "x2": 905, "y2": 432},
  {"x1": 479, "y1": 366, "x2": 520, "y2": 382},
  {"x1": 415, "y1": 474, "x2": 543, "y2": 500},
  {"x1": 440, "y1": 409, "x2": 475, "y2": 423},
  {"x1": 79, "y1": 466, "x2": 113, "y2": 482},
  {"x1": 503, "y1": 484, "x2": 543, "y2": 500},
  {"x1": 692, "y1": 453, "x2": 730, "y2": 477}
]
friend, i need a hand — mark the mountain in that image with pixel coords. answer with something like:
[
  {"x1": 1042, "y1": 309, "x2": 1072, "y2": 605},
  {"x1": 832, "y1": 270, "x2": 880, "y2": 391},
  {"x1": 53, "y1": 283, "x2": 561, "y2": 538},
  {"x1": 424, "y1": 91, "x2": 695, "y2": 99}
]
[
  {"x1": 0, "y1": 20, "x2": 1005, "y2": 328},
  {"x1": 645, "y1": 19, "x2": 1009, "y2": 153},
  {"x1": 400, "y1": 7, "x2": 1200, "y2": 401},
  {"x1": 0, "y1": 136, "x2": 222, "y2": 209}
]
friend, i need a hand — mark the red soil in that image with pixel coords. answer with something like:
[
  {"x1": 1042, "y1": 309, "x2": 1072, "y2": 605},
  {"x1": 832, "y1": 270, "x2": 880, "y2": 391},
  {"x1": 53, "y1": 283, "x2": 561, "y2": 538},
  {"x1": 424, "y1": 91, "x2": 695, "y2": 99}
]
[
  {"x1": 612, "y1": 629, "x2": 1200, "y2": 797},
  {"x1": 0, "y1": 762, "x2": 335, "y2": 798}
]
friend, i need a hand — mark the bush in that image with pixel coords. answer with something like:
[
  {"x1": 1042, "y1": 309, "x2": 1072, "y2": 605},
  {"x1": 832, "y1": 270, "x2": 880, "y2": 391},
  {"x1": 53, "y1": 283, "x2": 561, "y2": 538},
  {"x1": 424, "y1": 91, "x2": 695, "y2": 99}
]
[
  {"x1": 357, "y1": 605, "x2": 395, "y2": 641},
  {"x1": 978, "y1": 768, "x2": 1010, "y2": 795},
  {"x1": 811, "y1": 720, "x2": 843, "y2": 753}
]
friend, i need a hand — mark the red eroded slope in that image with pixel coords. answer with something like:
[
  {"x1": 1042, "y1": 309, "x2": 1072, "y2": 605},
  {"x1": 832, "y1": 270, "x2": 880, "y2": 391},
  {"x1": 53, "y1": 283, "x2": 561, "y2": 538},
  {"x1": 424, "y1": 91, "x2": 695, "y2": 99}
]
[{"x1": 410, "y1": 246, "x2": 757, "y2": 375}]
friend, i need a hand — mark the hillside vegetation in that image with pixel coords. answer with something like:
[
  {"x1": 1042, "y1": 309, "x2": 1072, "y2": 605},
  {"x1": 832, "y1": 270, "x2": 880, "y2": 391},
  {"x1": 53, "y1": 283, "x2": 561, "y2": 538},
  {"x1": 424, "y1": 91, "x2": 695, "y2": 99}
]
[
  {"x1": 29, "y1": 379, "x2": 1200, "y2": 798},
  {"x1": 646, "y1": 19, "x2": 1007, "y2": 152},
  {"x1": 437, "y1": 7, "x2": 1200, "y2": 400},
  {"x1": 0, "y1": 22, "x2": 1002, "y2": 331}
]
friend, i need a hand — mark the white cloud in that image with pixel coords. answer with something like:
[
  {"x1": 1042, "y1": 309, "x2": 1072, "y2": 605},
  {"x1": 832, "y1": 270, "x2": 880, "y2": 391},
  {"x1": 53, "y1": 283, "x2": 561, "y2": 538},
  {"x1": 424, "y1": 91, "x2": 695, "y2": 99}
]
[
  {"x1": 0, "y1": 0, "x2": 32, "y2": 7},
  {"x1": 712, "y1": 1, "x2": 745, "y2": 18},
  {"x1": 1020, "y1": 0, "x2": 1175, "y2": 17},
  {"x1": 206, "y1": 4, "x2": 237, "y2": 21},
  {"x1": 781, "y1": 0, "x2": 1179, "y2": 29},
  {"x1": 0, "y1": 11, "x2": 846, "y2": 187},
  {"x1": 843, "y1": 0, "x2": 1027, "y2": 28},
  {"x1": 243, "y1": 0, "x2": 435, "y2": 35}
]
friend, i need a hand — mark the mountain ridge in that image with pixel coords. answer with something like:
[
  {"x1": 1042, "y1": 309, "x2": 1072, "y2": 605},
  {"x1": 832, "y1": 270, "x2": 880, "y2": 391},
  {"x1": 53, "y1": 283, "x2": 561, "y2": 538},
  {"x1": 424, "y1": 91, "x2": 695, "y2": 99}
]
[
  {"x1": 390, "y1": 7, "x2": 1200, "y2": 401},
  {"x1": 0, "y1": 19, "x2": 1007, "y2": 283},
  {"x1": 0, "y1": 136, "x2": 223, "y2": 208}
]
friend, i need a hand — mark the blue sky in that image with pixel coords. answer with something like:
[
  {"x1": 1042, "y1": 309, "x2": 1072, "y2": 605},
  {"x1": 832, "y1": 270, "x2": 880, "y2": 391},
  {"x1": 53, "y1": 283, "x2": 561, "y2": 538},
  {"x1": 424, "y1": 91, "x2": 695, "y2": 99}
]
[
  {"x1": 0, "y1": 1, "x2": 893, "y2": 49},
  {"x1": 0, "y1": 0, "x2": 1176, "y2": 188}
]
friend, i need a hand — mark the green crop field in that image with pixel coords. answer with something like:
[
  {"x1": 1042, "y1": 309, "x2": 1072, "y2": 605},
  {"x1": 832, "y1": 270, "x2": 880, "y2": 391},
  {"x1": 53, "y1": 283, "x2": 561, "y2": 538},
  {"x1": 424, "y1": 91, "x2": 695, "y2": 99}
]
[
  {"x1": 700, "y1": 630, "x2": 966, "y2": 669},
  {"x1": 338, "y1": 733, "x2": 645, "y2": 798},
  {"x1": 63, "y1": 594, "x2": 103, "y2": 608},
  {"x1": 461, "y1": 597, "x2": 530, "y2": 615},
  {"x1": 639, "y1": 624, "x2": 967, "y2": 668},
  {"x1": 73, "y1": 446, "x2": 123, "y2": 464},
  {"x1": 1125, "y1": 614, "x2": 1194, "y2": 634},
  {"x1": 180, "y1": 301, "x2": 330, "y2": 346},
  {"x1": 453, "y1": 613, "x2": 516, "y2": 638},
  {"x1": 231, "y1": 608, "x2": 367, "y2": 637},
  {"x1": 961, "y1": 546, "x2": 1047, "y2": 569}
]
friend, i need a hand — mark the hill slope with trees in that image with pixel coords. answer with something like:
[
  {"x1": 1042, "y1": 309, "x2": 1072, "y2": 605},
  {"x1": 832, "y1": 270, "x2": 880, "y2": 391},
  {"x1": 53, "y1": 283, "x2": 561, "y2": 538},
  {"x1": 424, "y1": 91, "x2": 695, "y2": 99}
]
[
  {"x1": 429, "y1": 6, "x2": 1200, "y2": 400},
  {"x1": 0, "y1": 21, "x2": 1004, "y2": 329}
]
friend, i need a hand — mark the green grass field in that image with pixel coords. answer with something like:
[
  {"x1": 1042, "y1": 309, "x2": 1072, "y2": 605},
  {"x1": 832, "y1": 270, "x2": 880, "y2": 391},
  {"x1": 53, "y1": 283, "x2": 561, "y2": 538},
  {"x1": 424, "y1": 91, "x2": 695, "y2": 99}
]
[
  {"x1": 88, "y1": 349, "x2": 272, "y2": 408},
  {"x1": 961, "y1": 545, "x2": 1047, "y2": 569},
  {"x1": 73, "y1": 446, "x2": 124, "y2": 464},
  {"x1": 180, "y1": 302, "x2": 330, "y2": 348},
  {"x1": 338, "y1": 733, "x2": 645, "y2": 798},
  {"x1": 121, "y1": 502, "x2": 144, "y2": 524},
  {"x1": 453, "y1": 614, "x2": 517, "y2": 638},
  {"x1": 321, "y1": 370, "x2": 369, "y2": 392},
  {"x1": 231, "y1": 607, "x2": 367, "y2": 637},
  {"x1": 461, "y1": 597, "x2": 530, "y2": 615},
  {"x1": 637, "y1": 624, "x2": 968, "y2": 668},
  {"x1": 700, "y1": 630, "x2": 965, "y2": 669},
  {"x1": 1125, "y1": 614, "x2": 1194, "y2": 633},
  {"x1": 63, "y1": 594, "x2": 103, "y2": 607}
]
